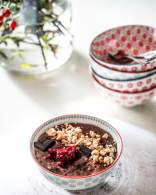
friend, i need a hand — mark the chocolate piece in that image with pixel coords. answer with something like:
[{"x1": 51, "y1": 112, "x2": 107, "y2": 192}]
[
  {"x1": 44, "y1": 139, "x2": 55, "y2": 149},
  {"x1": 34, "y1": 141, "x2": 45, "y2": 151},
  {"x1": 79, "y1": 144, "x2": 91, "y2": 157},
  {"x1": 38, "y1": 133, "x2": 48, "y2": 143},
  {"x1": 34, "y1": 139, "x2": 55, "y2": 152}
]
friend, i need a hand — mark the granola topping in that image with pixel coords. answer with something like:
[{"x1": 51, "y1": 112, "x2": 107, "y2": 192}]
[{"x1": 45, "y1": 123, "x2": 117, "y2": 167}]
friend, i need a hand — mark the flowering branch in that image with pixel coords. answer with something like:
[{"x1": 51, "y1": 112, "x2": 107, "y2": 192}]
[{"x1": 0, "y1": 0, "x2": 69, "y2": 69}]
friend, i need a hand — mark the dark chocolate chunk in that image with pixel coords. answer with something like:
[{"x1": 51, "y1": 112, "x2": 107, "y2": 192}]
[
  {"x1": 34, "y1": 141, "x2": 45, "y2": 151},
  {"x1": 43, "y1": 139, "x2": 55, "y2": 150},
  {"x1": 38, "y1": 133, "x2": 48, "y2": 143},
  {"x1": 79, "y1": 144, "x2": 91, "y2": 157},
  {"x1": 34, "y1": 139, "x2": 55, "y2": 152}
]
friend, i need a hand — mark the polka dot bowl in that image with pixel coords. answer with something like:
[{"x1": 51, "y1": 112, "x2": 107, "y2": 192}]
[
  {"x1": 30, "y1": 114, "x2": 123, "y2": 191},
  {"x1": 91, "y1": 73, "x2": 156, "y2": 107},
  {"x1": 90, "y1": 66, "x2": 156, "y2": 93},
  {"x1": 90, "y1": 56, "x2": 156, "y2": 80},
  {"x1": 90, "y1": 25, "x2": 156, "y2": 72}
]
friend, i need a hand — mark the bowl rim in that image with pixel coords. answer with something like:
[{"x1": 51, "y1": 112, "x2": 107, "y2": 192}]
[
  {"x1": 90, "y1": 55, "x2": 156, "y2": 74},
  {"x1": 92, "y1": 72, "x2": 156, "y2": 94},
  {"x1": 90, "y1": 65, "x2": 156, "y2": 82},
  {"x1": 90, "y1": 24, "x2": 156, "y2": 67},
  {"x1": 30, "y1": 114, "x2": 123, "y2": 179}
]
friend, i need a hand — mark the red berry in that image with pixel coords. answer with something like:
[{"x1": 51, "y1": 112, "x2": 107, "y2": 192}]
[
  {"x1": 47, "y1": 146, "x2": 77, "y2": 165},
  {"x1": 0, "y1": 15, "x2": 3, "y2": 22},
  {"x1": 10, "y1": 20, "x2": 17, "y2": 30},
  {"x1": 3, "y1": 8, "x2": 11, "y2": 18},
  {"x1": 48, "y1": 148, "x2": 56, "y2": 153}
]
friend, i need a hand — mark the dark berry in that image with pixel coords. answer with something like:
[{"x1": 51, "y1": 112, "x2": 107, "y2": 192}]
[
  {"x1": 3, "y1": 8, "x2": 11, "y2": 18},
  {"x1": 0, "y1": 22, "x2": 3, "y2": 27},
  {"x1": 10, "y1": 20, "x2": 17, "y2": 30},
  {"x1": 79, "y1": 144, "x2": 92, "y2": 157}
]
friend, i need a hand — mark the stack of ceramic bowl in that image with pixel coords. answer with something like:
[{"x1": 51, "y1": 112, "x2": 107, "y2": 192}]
[{"x1": 89, "y1": 25, "x2": 156, "y2": 107}]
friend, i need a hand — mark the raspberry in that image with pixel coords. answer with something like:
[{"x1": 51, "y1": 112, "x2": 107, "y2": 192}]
[
  {"x1": 47, "y1": 146, "x2": 78, "y2": 166},
  {"x1": 48, "y1": 148, "x2": 57, "y2": 153},
  {"x1": 10, "y1": 20, "x2": 17, "y2": 30},
  {"x1": 3, "y1": 8, "x2": 11, "y2": 18}
]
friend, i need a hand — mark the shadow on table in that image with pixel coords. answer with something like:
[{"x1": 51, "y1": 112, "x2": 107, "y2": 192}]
[
  {"x1": 7, "y1": 50, "x2": 95, "y2": 113},
  {"x1": 6, "y1": 50, "x2": 156, "y2": 133},
  {"x1": 117, "y1": 100, "x2": 156, "y2": 134}
]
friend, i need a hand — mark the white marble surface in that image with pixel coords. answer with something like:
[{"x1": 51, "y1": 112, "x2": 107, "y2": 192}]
[{"x1": 0, "y1": 0, "x2": 156, "y2": 194}]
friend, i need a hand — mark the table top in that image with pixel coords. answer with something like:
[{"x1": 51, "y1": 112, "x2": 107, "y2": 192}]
[
  {"x1": 0, "y1": 0, "x2": 156, "y2": 194},
  {"x1": 0, "y1": 119, "x2": 156, "y2": 195}
]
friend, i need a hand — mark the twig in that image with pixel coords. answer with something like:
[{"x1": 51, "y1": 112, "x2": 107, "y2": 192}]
[{"x1": 36, "y1": 34, "x2": 48, "y2": 69}]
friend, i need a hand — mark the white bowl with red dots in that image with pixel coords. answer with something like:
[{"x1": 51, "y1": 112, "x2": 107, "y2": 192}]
[
  {"x1": 91, "y1": 73, "x2": 156, "y2": 107},
  {"x1": 90, "y1": 25, "x2": 156, "y2": 72},
  {"x1": 90, "y1": 56, "x2": 156, "y2": 80},
  {"x1": 30, "y1": 114, "x2": 123, "y2": 191},
  {"x1": 90, "y1": 66, "x2": 156, "y2": 93}
]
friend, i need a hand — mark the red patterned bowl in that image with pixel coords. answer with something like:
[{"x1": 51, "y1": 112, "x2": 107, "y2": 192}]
[
  {"x1": 90, "y1": 66, "x2": 156, "y2": 92},
  {"x1": 90, "y1": 56, "x2": 156, "y2": 80},
  {"x1": 90, "y1": 25, "x2": 156, "y2": 72},
  {"x1": 91, "y1": 73, "x2": 156, "y2": 107}
]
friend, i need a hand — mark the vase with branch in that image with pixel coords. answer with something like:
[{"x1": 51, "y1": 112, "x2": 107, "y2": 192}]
[{"x1": 0, "y1": 0, "x2": 73, "y2": 74}]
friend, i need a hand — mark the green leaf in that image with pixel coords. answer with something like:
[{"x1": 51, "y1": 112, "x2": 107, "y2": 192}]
[
  {"x1": 0, "y1": 50, "x2": 8, "y2": 59},
  {"x1": 20, "y1": 63, "x2": 39, "y2": 68}
]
